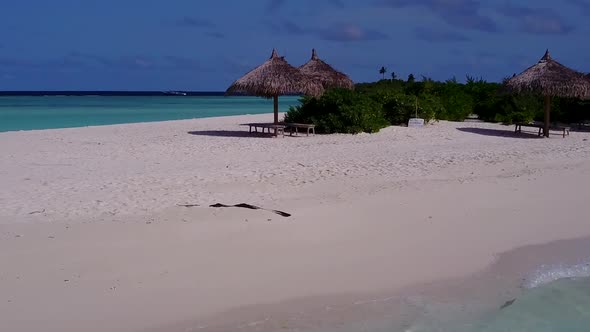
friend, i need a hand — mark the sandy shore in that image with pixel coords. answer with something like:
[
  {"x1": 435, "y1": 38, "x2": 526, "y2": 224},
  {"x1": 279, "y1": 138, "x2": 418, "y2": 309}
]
[{"x1": 1, "y1": 114, "x2": 590, "y2": 331}]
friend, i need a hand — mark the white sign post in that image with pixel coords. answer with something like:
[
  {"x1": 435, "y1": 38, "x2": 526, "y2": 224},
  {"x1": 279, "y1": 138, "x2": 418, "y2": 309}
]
[{"x1": 408, "y1": 96, "x2": 425, "y2": 128}]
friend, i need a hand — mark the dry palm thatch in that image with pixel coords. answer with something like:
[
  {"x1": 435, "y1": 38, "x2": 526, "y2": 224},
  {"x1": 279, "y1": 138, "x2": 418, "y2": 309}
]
[
  {"x1": 505, "y1": 50, "x2": 590, "y2": 137},
  {"x1": 299, "y1": 49, "x2": 354, "y2": 90},
  {"x1": 226, "y1": 49, "x2": 324, "y2": 124},
  {"x1": 506, "y1": 50, "x2": 590, "y2": 98}
]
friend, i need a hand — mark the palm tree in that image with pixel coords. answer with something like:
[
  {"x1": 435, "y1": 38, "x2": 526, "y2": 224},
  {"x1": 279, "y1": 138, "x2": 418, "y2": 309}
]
[
  {"x1": 379, "y1": 66, "x2": 387, "y2": 80},
  {"x1": 446, "y1": 76, "x2": 458, "y2": 84},
  {"x1": 391, "y1": 72, "x2": 397, "y2": 80}
]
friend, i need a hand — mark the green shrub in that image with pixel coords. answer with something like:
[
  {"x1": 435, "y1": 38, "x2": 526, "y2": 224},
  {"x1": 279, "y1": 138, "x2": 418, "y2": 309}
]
[
  {"x1": 285, "y1": 89, "x2": 389, "y2": 134},
  {"x1": 478, "y1": 95, "x2": 538, "y2": 124},
  {"x1": 551, "y1": 98, "x2": 590, "y2": 124},
  {"x1": 365, "y1": 87, "x2": 441, "y2": 124},
  {"x1": 381, "y1": 93, "x2": 415, "y2": 125},
  {"x1": 466, "y1": 78, "x2": 502, "y2": 121},
  {"x1": 416, "y1": 94, "x2": 444, "y2": 123},
  {"x1": 287, "y1": 77, "x2": 590, "y2": 133},
  {"x1": 435, "y1": 83, "x2": 474, "y2": 121}
]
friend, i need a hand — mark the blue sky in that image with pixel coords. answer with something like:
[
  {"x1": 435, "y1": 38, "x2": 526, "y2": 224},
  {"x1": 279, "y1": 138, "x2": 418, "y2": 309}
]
[{"x1": 0, "y1": 0, "x2": 589, "y2": 90}]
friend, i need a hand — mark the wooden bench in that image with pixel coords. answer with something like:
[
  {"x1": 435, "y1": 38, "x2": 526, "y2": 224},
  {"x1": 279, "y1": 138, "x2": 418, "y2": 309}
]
[
  {"x1": 515, "y1": 123, "x2": 570, "y2": 138},
  {"x1": 284, "y1": 123, "x2": 316, "y2": 136},
  {"x1": 244, "y1": 123, "x2": 285, "y2": 137}
]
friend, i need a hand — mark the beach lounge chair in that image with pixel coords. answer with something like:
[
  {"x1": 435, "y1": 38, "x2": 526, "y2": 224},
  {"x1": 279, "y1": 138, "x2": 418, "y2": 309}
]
[
  {"x1": 244, "y1": 123, "x2": 286, "y2": 137},
  {"x1": 242, "y1": 122, "x2": 316, "y2": 137},
  {"x1": 515, "y1": 122, "x2": 570, "y2": 138},
  {"x1": 284, "y1": 123, "x2": 316, "y2": 136}
]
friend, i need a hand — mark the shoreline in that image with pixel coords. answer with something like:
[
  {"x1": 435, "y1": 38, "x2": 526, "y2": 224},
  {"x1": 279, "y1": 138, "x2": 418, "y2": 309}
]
[
  {"x1": 150, "y1": 236, "x2": 590, "y2": 332},
  {"x1": 0, "y1": 111, "x2": 279, "y2": 135},
  {"x1": 1, "y1": 114, "x2": 590, "y2": 331},
  {"x1": 3, "y1": 206, "x2": 589, "y2": 332}
]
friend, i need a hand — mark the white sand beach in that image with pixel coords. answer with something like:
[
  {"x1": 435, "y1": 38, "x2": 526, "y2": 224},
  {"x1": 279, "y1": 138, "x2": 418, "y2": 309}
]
[{"x1": 1, "y1": 114, "x2": 590, "y2": 331}]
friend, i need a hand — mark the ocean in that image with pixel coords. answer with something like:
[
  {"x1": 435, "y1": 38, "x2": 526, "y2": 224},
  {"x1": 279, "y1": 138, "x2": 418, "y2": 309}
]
[
  {"x1": 409, "y1": 279, "x2": 590, "y2": 332},
  {"x1": 0, "y1": 94, "x2": 301, "y2": 132},
  {"x1": 318, "y1": 266, "x2": 590, "y2": 332},
  {"x1": 470, "y1": 278, "x2": 590, "y2": 332}
]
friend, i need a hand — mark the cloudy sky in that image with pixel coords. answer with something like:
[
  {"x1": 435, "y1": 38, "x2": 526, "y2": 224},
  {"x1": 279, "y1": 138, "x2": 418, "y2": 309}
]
[{"x1": 1, "y1": 0, "x2": 589, "y2": 90}]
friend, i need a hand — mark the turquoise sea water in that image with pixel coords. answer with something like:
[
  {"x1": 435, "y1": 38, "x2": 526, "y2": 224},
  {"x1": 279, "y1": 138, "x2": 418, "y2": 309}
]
[
  {"x1": 469, "y1": 278, "x2": 590, "y2": 332},
  {"x1": 373, "y1": 270, "x2": 590, "y2": 332},
  {"x1": 0, "y1": 95, "x2": 301, "y2": 132},
  {"x1": 327, "y1": 277, "x2": 590, "y2": 332},
  {"x1": 425, "y1": 278, "x2": 590, "y2": 332}
]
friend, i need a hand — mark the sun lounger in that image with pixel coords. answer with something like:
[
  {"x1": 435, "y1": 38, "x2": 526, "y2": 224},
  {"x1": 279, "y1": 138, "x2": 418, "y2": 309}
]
[
  {"x1": 244, "y1": 123, "x2": 285, "y2": 137},
  {"x1": 242, "y1": 122, "x2": 315, "y2": 137},
  {"x1": 284, "y1": 123, "x2": 316, "y2": 136},
  {"x1": 514, "y1": 123, "x2": 570, "y2": 138}
]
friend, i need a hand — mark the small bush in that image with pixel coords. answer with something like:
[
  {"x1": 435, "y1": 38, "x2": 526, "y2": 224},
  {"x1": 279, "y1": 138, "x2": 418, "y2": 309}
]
[
  {"x1": 415, "y1": 94, "x2": 444, "y2": 123},
  {"x1": 285, "y1": 89, "x2": 389, "y2": 134},
  {"x1": 477, "y1": 95, "x2": 538, "y2": 124},
  {"x1": 436, "y1": 84, "x2": 474, "y2": 121},
  {"x1": 380, "y1": 93, "x2": 422, "y2": 125}
]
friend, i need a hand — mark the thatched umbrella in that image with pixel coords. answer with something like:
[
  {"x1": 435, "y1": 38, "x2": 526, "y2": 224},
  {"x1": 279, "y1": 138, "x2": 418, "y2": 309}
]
[
  {"x1": 299, "y1": 49, "x2": 354, "y2": 90},
  {"x1": 226, "y1": 49, "x2": 323, "y2": 124},
  {"x1": 505, "y1": 50, "x2": 590, "y2": 137}
]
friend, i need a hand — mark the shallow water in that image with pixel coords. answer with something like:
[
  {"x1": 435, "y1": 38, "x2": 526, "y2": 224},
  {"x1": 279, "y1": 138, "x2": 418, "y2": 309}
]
[
  {"x1": 444, "y1": 262, "x2": 590, "y2": 332},
  {"x1": 323, "y1": 277, "x2": 590, "y2": 332},
  {"x1": 0, "y1": 95, "x2": 301, "y2": 132},
  {"x1": 397, "y1": 275, "x2": 590, "y2": 332},
  {"x1": 465, "y1": 278, "x2": 590, "y2": 332}
]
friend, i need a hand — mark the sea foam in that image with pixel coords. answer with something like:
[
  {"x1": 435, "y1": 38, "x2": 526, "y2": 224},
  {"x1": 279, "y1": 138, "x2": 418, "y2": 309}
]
[{"x1": 522, "y1": 262, "x2": 590, "y2": 289}]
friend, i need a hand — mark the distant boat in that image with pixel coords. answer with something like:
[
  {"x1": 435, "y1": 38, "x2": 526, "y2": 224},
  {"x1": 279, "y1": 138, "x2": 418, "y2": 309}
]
[{"x1": 163, "y1": 91, "x2": 187, "y2": 96}]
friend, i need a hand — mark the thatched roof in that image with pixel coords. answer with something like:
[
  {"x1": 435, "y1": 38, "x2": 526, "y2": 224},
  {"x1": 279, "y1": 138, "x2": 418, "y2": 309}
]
[
  {"x1": 299, "y1": 49, "x2": 354, "y2": 90},
  {"x1": 226, "y1": 49, "x2": 324, "y2": 98},
  {"x1": 505, "y1": 50, "x2": 590, "y2": 99}
]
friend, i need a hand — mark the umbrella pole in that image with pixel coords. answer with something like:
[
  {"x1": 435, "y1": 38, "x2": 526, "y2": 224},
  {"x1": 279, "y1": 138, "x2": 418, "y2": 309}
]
[
  {"x1": 543, "y1": 95, "x2": 551, "y2": 137},
  {"x1": 273, "y1": 95, "x2": 279, "y2": 137},
  {"x1": 273, "y1": 95, "x2": 279, "y2": 124}
]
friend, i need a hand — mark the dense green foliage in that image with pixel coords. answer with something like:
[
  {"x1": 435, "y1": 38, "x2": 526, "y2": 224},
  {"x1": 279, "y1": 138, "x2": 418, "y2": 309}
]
[
  {"x1": 285, "y1": 75, "x2": 590, "y2": 134},
  {"x1": 285, "y1": 89, "x2": 389, "y2": 134}
]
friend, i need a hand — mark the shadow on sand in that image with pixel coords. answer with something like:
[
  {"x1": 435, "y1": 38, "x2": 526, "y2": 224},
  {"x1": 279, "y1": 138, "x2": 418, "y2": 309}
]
[
  {"x1": 456, "y1": 127, "x2": 541, "y2": 139},
  {"x1": 187, "y1": 130, "x2": 276, "y2": 138}
]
